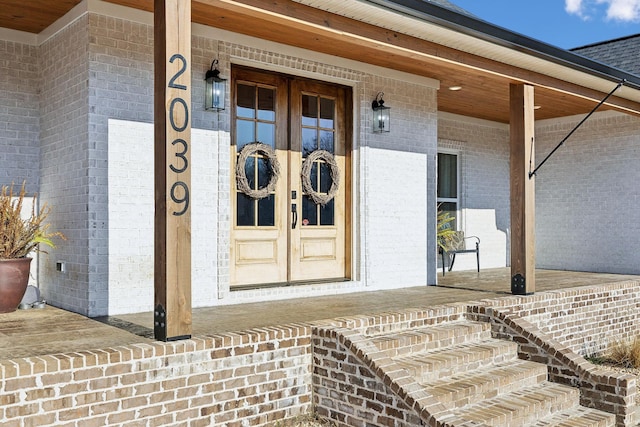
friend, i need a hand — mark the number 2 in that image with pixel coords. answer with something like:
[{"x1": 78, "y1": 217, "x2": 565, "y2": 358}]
[{"x1": 168, "y1": 54, "x2": 187, "y2": 90}]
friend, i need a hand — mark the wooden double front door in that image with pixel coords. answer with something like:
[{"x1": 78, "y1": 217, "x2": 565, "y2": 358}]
[{"x1": 230, "y1": 67, "x2": 351, "y2": 287}]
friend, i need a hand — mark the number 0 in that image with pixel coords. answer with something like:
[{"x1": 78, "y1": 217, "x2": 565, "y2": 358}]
[{"x1": 169, "y1": 98, "x2": 189, "y2": 132}]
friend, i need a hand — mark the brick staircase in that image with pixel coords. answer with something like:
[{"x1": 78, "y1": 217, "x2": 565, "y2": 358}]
[{"x1": 367, "y1": 320, "x2": 615, "y2": 426}]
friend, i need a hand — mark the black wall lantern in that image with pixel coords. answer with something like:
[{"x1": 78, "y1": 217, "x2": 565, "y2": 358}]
[
  {"x1": 205, "y1": 59, "x2": 226, "y2": 111},
  {"x1": 371, "y1": 92, "x2": 390, "y2": 133}
]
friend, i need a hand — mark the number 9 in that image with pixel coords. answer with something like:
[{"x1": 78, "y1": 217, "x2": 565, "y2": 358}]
[{"x1": 171, "y1": 181, "x2": 190, "y2": 216}]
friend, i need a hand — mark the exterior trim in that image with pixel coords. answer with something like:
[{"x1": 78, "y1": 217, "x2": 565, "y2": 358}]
[
  {"x1": 438, "y1": 111, "x2": 509, "y2": 130},
  {"x1": 366, "y1": 0, "x2": 640, "y2": 90}
]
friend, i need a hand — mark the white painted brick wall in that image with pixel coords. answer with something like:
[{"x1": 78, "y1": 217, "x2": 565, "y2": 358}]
[
  {"x1": 364, "y1": 78, "x2": 438, "y2": 288},
  {"x1": 87, "y1": 15, "x2": 222, "y2": 315},
  {"x1": 438, "y1": 111, "x2": 640, "y2": 275},
  {"x1": 105, "y1": 23, "x2": 440, "y2": 312},
  {"x1": 0, "y1": 41, "x2": 40, "y2": 192},
  {"x1": 87, "y1": 14, "x2": 156, "y2": 316},
  {"x1": 108, "y1": 119, "x2": 218, "y2": 314},
  {"x1": 36, "y1": 13, "x2": 226, "y2": 316},
  {"x1": 8, "y1": 5, "x2": 460, "y2": 314},
  {"x1": 38, "y1": 17, "x2": 91, "y2": 315},
  {"x1": 535, "y1": 111, "x2": 640, "y2": 274},
  {"x1": 438, "y1": 115, "x2": 510, "y2": 272},
  {"x1": 365, "y1": 148, "x2": 429, "y2": 287},
  {"x1": 0, "y1": 40, "x2": 41, "y2": 286}
]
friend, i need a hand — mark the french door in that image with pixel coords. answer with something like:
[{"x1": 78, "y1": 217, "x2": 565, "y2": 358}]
[{"x1": 230, "y1": 67, "x2": 350, "y2": 287}]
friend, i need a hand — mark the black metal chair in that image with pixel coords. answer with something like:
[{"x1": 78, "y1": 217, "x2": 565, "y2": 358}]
[{"x1": 439, "y1": 231, "x2": 480, "y2": 276}]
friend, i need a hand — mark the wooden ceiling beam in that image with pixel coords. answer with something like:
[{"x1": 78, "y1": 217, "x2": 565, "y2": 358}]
[{"x1": 191, "y1": 0, "x2": 640, "y2": 120}]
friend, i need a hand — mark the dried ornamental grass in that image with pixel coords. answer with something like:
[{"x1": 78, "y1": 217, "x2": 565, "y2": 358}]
[
  {"x1": 0, "y1": 183, "x2": 65, "y2": 259},
  {"x1": 272, "y1": 413, "x2": 336, "y2": 427},
  {"x1": 587, "y1": 339, "x2": 640, "y2": 404},
  {"x1": 606, "y1": 337, "x2": 640, "y2": 369}
]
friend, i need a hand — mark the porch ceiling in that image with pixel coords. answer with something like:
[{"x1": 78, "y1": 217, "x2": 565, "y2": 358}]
[
  {"x1": 0, "y1": 0, "x2": 83, "y2": 34},
  {"x1": 3, "y1": 0, "x2": 640, "y2": 123}
]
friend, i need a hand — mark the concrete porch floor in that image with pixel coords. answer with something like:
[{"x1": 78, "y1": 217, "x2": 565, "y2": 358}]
[{"x1": 1, "y1": 268, "x2": 638, "y2": 361}]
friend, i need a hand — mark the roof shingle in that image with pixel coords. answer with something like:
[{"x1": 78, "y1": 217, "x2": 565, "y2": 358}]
[{"x1": 571, "y1": 34, "x2": 640, "y2": 75}]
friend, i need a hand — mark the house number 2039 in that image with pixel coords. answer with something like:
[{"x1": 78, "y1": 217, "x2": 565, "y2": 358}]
[{"x1": 168, "y1": 53, "x2": 189, "y2": 216}]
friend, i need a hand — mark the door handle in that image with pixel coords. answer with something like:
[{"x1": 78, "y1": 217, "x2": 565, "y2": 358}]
[{"x1": 291, "y1": 204, "x2": 298, "y2": 229}]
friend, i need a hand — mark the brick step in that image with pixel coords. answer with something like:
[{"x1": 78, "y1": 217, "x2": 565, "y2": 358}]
[
  {"x1": 369, "y1": 320, "x2": 491, "y2": 357},
  {"x1": 394, "y1": 339, "x2": 518, "y2": 382},
  {"x1": 455, "y1": 381, "x2": 580, "y2": 426},
  {"x1": 533, "y1": 406, "x2": 616, "y2": 427},
  {"x1": 423, "y1": 359, "x2": 548, "y2": 408}
]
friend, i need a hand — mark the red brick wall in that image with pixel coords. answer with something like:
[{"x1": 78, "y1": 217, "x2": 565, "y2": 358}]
[
  {"x1": 0, "y1": 326, "x2": 312, "y2": 426},
  {"x1": 477, "y1": 281, "x2": 640, "y2": 356},
  {"x1": 3, "y1": 282, "x2": 640, "y2": 426},
  {"x1": 313, "y1": 328, "x2": 426, "y2": 426},
  {"x1": 469, "y1": 280, "x2": 640, "y2": 426},
  {"x1": 313, "y1": 306, "x2": 470, "y2": 427}
]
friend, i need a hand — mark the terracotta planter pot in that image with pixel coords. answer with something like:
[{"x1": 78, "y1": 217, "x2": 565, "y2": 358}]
[{"x1": 0, "y1": 258, "x2": 32, "y2": 313}]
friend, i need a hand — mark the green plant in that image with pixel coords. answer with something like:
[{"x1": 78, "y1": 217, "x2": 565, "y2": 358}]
[
  {"x1": 437, "y1": 206, "x2": 456, "y2": 251},
  {"x1": 0, "y1": 182, "x2": 65, "y2": 258}
]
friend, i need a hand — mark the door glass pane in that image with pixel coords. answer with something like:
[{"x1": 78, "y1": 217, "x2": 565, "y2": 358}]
[
  {"x1": 236, "y1": 120, "x2": 255, "y2": 151},
  {"x1": 437, "y1": 153, "x2": 457, "y2": 199},
  {"x1": 320, "y1": 199, "x2": 334, "y2": 226},
  {"x1": 234, "y1": 76, "x2": 280, "y2": 230},
  {"x1": 244, "y1": 156, "x2": 256, "y2": 189},
  {"x1": 319, "y1": 130, "x2": 334, "y2": 153},
  {"x1": 257, "y1": 195, "x2": 275, "y2": 226},
  {"x1": 319, "y1": 97, "x2": 334, "y2": 129},
  {"x1": 302, "y1": 128, "x2": 317, "y2": 158},
  {"x1": 237, "y1": 193, "x2": 254, "y2": 226},
  {"x1": 257, "y1": 157, "x2": 270, "y2": 189},
  {"x1": 302, "y1": 95, "x2": 318, "y2": 127},
  {"x1": 302, "y1": 197, "x2": 317, "y2": 226},
  {"x1": 309, "y1": 162, "x2": 318, "y2": 192},
  {"x1": 257, "y1": 122, "x2": 275, "y2": 148},
  {"x1": 237, "y1": 84, "x2": 255, "y2": 119},
  {"x1": 319, "y1": 162, "x2": 332, "y2": 194},
  {"x1": 257, "y1": 87, "x2": 275, "y2": 121}
]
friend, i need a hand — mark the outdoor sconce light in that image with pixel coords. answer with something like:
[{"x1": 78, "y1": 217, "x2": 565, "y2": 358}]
[
  {"x1": 205, "y1": 59, "x2": 226, "y2": 111},
  {"x1": 371, "y1": 92, "x2": 390, "y2": 133}
]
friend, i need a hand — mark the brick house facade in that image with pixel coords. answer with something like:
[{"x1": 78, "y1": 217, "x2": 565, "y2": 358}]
[{"x1": 1, "y1": 0, "x2": 640, "y2": 316}]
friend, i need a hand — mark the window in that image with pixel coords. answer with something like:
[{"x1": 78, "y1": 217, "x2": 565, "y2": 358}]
[
  {"x1": 235, "y1": 83, "x2": 277, "y2": 227},
  {"x1": 437, "y1": 151, "x2": 459, "y2": 228},
  {"x1": 301, "y1": 94, "x2": 336, "y2": 226}
]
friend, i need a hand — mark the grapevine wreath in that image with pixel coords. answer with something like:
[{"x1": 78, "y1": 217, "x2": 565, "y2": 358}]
[
  {"x1": 301, "y1": 149, "x2": 340, "y2": 206},
  {"x1": 235, "y1": 142, "x2": 281, "y2": 200}
]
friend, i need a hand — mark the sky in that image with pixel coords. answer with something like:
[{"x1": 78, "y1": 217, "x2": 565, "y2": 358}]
[{"x1": 450, "y1": 0, "x2": 640, "y2": 49}]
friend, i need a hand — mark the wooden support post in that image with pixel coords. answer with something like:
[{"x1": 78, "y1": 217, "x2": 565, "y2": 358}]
[
  {"x1": 509, "y1": 83, "x2": 535, "y2": 295},
  {"x1": 154, "y1": 0, "x2": 192, "y2": 341}
]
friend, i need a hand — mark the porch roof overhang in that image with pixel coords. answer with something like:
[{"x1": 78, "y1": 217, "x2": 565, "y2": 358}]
[{"x1": 3, "y1": 0, "x2": 640, "y2": 123}]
